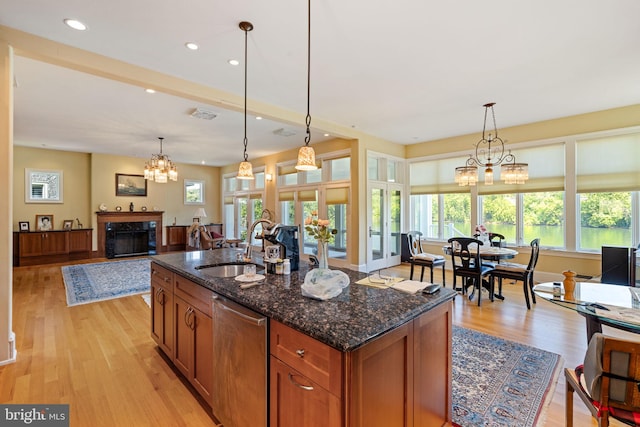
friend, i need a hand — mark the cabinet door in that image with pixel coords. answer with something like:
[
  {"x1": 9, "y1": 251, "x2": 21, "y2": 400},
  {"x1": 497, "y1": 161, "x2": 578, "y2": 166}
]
[
  {"x1": 413, "y1": 301, "x2": 452, "y2": 426},
  {"x1": 270, "y1": 357, "x2": 342, "y2": 427},
  {"x1": 191, "y1": 307, "x2": 213, "y2": 403},
  {"x1": 69, "y1": 230, "x2": 92, "y2": 253},
  {"x1": 348, "y1": 321, "x2": 413, "y2": 427},
  {"x1": 42, "y1": 232, "x2": 69, "y2": 255},
  {"x1": 174, "y1": 296, "x2": 194, "y2": 379},
  {"x1": 19, "y1": 233, "x2": 44, "y2": 257},
  {"x1": 151, "y1": 281, "x2": 174, "y2": 358}
]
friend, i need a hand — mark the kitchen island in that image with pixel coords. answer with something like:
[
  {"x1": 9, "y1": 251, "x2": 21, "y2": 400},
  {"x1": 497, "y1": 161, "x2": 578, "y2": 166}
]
[{"x1": 150, "y1": 249, "x2": 455, "y2": 427}]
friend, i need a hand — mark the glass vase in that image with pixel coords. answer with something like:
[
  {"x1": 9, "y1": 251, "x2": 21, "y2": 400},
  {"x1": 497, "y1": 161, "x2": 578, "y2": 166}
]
[{"x1": 317, "y1": 241, "x2": 329, "y2": 269}]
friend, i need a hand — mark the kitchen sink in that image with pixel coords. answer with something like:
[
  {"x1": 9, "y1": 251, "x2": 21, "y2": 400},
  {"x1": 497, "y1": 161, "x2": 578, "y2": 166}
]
[{"x1": 195, "y1": 262, "x2": 264, "y2": 278}]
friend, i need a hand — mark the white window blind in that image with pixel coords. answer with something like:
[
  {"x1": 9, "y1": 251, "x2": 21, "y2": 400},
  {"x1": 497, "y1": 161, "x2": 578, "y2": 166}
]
[
  {"x1": 410, "y1": 155, "x2": 471, "y2": 194},
  {"x1": 576, "y1": 133, "x2": 640, "y2": 192}
]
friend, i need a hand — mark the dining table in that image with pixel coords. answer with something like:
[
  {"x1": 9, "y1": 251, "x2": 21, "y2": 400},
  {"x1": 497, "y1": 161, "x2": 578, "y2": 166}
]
[
  {"x1": 533, "y1": 281, "x2": 640, "y2": 341},
  {"x1": 442, "y1": 244, "x2": 519, "y2": 301}
]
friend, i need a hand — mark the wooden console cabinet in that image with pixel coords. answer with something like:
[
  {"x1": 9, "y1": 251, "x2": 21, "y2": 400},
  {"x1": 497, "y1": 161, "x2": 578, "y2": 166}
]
[
  {"x1": 166, "y1": 225, "x2": 187, "y2": 252},
  {"x1": 13, "y1": 229, "x2": 93, "y2": 266}
]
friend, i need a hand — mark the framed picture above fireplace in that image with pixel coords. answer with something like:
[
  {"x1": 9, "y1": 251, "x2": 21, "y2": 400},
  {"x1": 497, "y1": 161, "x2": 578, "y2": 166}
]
[{"x1": 116, "y1": 174, "x2": 147, "y2": 197}]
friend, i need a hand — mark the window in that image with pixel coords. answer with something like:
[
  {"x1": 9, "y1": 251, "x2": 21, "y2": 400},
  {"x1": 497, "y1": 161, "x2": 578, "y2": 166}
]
[
  {"x1": 480, "y1": 194, "x2": 516, "y2": 243},
  {"x1": 184, "y1": 179, "x2": 205, "y2": 204},
  {"x1": 577, "y1": 133, "x2": 640, "y2": 251},
  {"x1": 523, "y1": 192, "x2": 565, "y2": 247}
]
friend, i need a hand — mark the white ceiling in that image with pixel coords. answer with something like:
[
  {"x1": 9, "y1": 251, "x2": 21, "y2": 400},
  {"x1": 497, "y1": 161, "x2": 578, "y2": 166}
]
[{"x1": 2, "y1": 0, "x2": 640, "y2": 167}]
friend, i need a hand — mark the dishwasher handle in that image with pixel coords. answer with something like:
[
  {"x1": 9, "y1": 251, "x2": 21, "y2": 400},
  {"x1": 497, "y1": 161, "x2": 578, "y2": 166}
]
[{"x1": 212, "y1": 295, "x2": 266, "y2": 326}]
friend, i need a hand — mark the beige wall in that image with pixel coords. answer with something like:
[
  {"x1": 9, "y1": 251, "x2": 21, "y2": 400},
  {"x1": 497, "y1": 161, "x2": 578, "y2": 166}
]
[{"x1": 14, "y1": 147, "x2": 221, "y2": 251}]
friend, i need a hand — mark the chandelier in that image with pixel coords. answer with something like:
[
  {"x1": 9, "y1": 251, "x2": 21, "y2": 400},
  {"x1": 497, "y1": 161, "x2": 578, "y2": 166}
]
[
  {"x1": 237, "y1": 21, "x2": 255, "y2": 180},
  {"x1": 295, "y1": 0, "x2": 318, "y2": 171},
  {"x1": 143, "y1": 137, "x2": 178, "y2": 183},
  {"x1": 455, "y1": 103, "x2": 528, "y2": 186}
]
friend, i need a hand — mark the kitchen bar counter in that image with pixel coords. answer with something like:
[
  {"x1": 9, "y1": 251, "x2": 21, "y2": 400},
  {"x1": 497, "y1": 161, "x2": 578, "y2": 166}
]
[{"x1": 152, "y1": 249, "x2": 455, "y2": 351}]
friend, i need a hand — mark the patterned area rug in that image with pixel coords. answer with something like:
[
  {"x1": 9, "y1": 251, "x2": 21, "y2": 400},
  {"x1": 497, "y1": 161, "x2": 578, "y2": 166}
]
[
  {"x1": 452, "y1": 326, "x2": 562, "y2": 427},
  {"x1": 62, "y1": 259, "x2": 150, "y2": 306}
]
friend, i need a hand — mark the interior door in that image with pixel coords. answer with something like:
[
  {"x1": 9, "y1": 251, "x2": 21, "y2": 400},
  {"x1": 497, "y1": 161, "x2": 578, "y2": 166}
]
[{"x1": 367, "y1": 183, "x2": 402, "y2": 271}]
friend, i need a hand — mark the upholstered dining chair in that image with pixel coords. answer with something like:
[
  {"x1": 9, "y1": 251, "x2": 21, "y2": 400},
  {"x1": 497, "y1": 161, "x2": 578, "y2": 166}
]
[
  {"x1": 489, "y1": 238, "x2": 540, "y2": 309},
  {"x1": 447, "y1": 237, "x2": 494, "y2": 306},
  {"x1": 407, "y1": 231, "x2": 446, "y2": 285},
  {"x1": 565, "y1": 333, "x2": 640, "y2": 427}
]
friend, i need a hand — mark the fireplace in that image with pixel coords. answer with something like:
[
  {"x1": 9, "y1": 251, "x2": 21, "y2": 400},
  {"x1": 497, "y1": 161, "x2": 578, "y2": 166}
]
[
  {"x1": 96, "y1": 211, "x2": 164, "y2": 258},
  {"x1": 105, "y1": 221, "x2": 157, "y2": 258}
]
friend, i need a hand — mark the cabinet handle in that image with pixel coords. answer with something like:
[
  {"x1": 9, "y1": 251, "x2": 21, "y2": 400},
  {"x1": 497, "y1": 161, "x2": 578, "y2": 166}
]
[
  {"x1": 164, "y1": 276, "x2": 170, "y2": 283},
  {"x1": 184, "y1": 307, "x2": 195, "y2": 330},
  {"x1": 156, "y1": 288, "x2": 165, "y2": 305},
  {"x1": 295, "y1": 349, "x2": 305, "y2": 358},
  {"x1": 152, "y1": 270, "x2": 158, "y2": 275},
  {"x1": 288, "y1": 373, "x2": 314, "y2": 391}
]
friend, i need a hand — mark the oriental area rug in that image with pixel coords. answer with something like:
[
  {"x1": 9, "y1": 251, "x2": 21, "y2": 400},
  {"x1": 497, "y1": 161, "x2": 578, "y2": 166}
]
[
  {"x1": 61, "y1": 258, "x2": 150, "y2": 306},
  {"x1": 451, "y1": 326, "x2": 562, "y2": 427}
]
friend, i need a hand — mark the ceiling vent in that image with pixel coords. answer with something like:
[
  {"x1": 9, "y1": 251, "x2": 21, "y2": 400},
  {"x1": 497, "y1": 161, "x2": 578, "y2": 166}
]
[
  {"x1": 190, "y1": 107, "x2": 218, "y2": 120},
  {"x1": 273, "y1": 128, "x2": 296, "y2": 137}
]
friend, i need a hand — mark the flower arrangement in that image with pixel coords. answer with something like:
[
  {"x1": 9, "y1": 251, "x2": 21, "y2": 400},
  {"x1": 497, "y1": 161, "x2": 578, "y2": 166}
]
[
  {"x1": 474, "y1": 224, "x2": 487, "y2": 235},
  {"x1": 304, "y1": 211, "x2": 337, "y2": 243}
]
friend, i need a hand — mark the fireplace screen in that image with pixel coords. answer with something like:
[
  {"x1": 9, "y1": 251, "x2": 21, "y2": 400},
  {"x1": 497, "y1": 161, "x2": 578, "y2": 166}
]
[{"x1": 105, "y1": 221, "x2": 157, "y2": 258}]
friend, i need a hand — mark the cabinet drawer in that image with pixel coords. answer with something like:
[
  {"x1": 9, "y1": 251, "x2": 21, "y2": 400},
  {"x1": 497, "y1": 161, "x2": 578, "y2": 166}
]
[
  {"x1": 151, "y1": 263, "x2": 174, "y2": 290},
  {"x1": 174, "y1": 276, "x2": 213, "y2": 316},
  {"x1": 270, "y1": 320, "x2": 342, "y2": 397}
]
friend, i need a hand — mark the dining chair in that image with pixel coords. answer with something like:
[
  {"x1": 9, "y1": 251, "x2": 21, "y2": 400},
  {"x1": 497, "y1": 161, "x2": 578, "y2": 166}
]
[
  {"x1": 447, "y1": 237, "x2": 494, "y2": 306},
  {"x1": 490, "y1": 238, "x2": 540, "y2": 309},
  {"x1": 565, "y1": 333, "x2": 640, "y2": 427},
  {"x1": 407, "y1": 231, "x2": 446, "y2": 285}
]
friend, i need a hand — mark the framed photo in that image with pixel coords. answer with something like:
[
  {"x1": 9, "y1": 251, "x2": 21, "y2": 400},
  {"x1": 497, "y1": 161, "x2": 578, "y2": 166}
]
[
  {"x1": 63, "y1": 219, "x2": 74, "y2": 230},
  {"x1": 35, "y1": 215, "x2": 54, "y2": 231},
  {"x1": 25, "y1": 169, "x2": 63, "y2": 203},
  {"x1": 184, "y1": 179, "x2": 205, "y2": 205},
  {"x1": 192, "y1": 217, "x2": 200, "y2": 223},
  {"x1": 19, "y1": 221, "x2": 30, "y2": 232},
  {"x1": 116, "y1": 174, "x2": 147, "y2": 197}
]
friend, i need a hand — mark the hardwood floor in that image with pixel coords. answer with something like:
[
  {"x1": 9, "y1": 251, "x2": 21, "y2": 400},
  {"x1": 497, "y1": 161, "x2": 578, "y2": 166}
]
[{"x1": 1, "y1": 258, "x2": 633, "y2": 426}]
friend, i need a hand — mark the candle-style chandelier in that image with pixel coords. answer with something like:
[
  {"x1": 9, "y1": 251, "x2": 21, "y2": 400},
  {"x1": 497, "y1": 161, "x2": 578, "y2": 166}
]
[
  {"x1": 454, "y1": 103, "x2": 528, "y2": 186},
  {"x1": 143, "y1": 137, "x2": 178, "y2": 183}
]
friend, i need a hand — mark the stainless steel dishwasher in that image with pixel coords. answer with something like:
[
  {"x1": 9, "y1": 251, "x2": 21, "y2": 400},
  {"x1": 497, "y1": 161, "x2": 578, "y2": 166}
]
[{"x1": 211, "y1": 295, "x2": 267, "y2": 427}]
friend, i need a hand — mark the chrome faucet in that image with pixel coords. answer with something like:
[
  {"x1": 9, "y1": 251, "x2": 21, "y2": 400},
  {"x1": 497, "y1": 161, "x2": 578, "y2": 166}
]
[{"x1": 245, "y1": 219, "x2": 274, "y2": 260}]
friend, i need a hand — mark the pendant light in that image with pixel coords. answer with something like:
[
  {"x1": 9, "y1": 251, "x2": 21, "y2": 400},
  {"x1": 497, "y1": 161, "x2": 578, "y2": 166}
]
[
  {"x1": 295, "y1": 0, "x2": 318, "y2": 171},
  {"x1": 237, "y1": 21, "x2": 255, "y2": 180},
  {"x1": 454, "y1": 103, "x2": 528, "y2": 186},
  {"x1": 143, "y1": 137, "x2": 178, "y2": 183}
]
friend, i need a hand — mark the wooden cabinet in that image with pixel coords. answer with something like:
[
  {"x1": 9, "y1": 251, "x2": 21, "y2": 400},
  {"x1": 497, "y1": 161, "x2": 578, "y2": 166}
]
[
  {"x1": 173, "y1": 275, "x2": 213, "y2": 404},
  {"x1": 270, "y1": 300, "x2": 452, "y2": 427},
  {"x1": 69, "y1": 229, "x2": 92, "y2": 259},
  {"x1": 14, "y1": 230, "x2": 93, "y2": 266},
  {"x1": 166, "y1": 226, "x2": 187, "y2": 252},
  {"x1": 270, "y1": 321, "x2": 343, "y2": 427},
  {"x1": 150, "y1": 263, "x2": 174, "y2": 358}
]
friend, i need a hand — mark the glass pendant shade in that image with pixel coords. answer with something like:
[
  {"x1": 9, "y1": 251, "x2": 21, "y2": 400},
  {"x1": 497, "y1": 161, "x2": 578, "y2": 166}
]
[
  {"x1": 484, "y1": 166, "x2": 494, "y2": 185},
  {"x1": 501, "y1": 162, "x2": 529, "y2": 184},
  {"x1": 296, "y1": 145, "x2": 317, "y2": 171},
  {"x1": 454, "y1": 166, "x2": 478, "y2": 186},
  {"x1": 237, "y1": 160, "x2": 255, "y2": 180}
]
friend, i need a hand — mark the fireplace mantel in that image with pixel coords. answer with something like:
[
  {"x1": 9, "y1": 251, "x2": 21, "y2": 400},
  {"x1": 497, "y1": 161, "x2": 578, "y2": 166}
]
[{"x1": 96, "y1": 211, "x2": 163, "y2": 258}]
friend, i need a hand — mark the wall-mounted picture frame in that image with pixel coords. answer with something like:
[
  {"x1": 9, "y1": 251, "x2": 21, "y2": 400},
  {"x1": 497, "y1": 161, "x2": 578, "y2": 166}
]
[
  {"x1": 192, "y1": 217, "x2": 200, "y2": 224},
  {"x1": 35, "y1": 214, "x2": 54, "y2": 231},
  {"x1": 63, "y1": 219, "x2": 74, "y2": 230},
  {"x1": 116, "y1": 173, "x2": 147, "y2": 197},
  {"x1": 25, "y1": 169, "x2": 63, "y2": 203},
  {"x1": 19, "y1": 221, "x2": 30, "y2": 232},
  {"x1": 184, "y1": 179, "x2": 205, "y2": 205}
]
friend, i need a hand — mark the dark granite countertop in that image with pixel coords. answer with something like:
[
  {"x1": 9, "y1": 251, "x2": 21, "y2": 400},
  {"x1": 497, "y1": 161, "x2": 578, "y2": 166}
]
[{"x1": 151, "y1": 249, "x2": 456, "y2": 352}]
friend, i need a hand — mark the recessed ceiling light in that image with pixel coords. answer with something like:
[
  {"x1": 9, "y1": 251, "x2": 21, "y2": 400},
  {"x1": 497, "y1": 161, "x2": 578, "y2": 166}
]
[
  {"x1": 256, "y1": 116, "x2": 263, "y2": 120},
  {"x1": 201, "y1": 160, "x2": 206, "y2": 165},
  {"x1": 63, "y1": 18, "x2": 87, "y2": 31},
  {"x1": 324, "y1": 133, "x2": 330, "y2": 137},
  {"x1": 185, "y1": 42, "x2": 199, "y2": 50},
  {"x1": 228, "y1": 59, "x2": 239, "y2": 66},
  {"x1": 145, "y1": 88, "x2": 156, "y2": 94}
]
